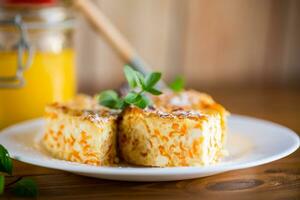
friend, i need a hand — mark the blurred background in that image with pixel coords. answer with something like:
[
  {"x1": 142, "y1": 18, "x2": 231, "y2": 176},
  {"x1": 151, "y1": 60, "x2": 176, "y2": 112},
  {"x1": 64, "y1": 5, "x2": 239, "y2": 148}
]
[
  {"x1": 0, "y1": 0, "x2": 299, "y2": 129},
  {"x1": 75, "y1": 0, "x2": 300, "y2": 93}
]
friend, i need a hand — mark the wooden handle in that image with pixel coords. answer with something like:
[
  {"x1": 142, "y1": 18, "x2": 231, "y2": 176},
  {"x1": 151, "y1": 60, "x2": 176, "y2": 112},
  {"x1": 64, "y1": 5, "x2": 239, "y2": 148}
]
[
  {"x1": 75, "y1": 0, "x2": 149, "y2": 69},
  {"x1": 74, "y1": 0, "x2": 136, "y2": 63},
  {"x1": 74, "y1": 0, "x2": 166, "y2": 87}
]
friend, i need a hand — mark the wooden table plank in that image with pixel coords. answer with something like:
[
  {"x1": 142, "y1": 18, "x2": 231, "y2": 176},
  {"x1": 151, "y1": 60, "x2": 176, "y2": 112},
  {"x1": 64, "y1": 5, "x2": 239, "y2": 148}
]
[
  {"x1": 1, "y1": 88, "x2": 299, "y2": 199},
  {"x1": 13, "y1": 161, "x2": 62, "y2": 176}
]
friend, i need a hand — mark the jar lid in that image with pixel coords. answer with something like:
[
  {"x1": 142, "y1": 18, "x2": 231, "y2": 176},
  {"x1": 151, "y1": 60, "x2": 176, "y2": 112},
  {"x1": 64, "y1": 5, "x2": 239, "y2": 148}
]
[
  {"x1": 0, "y1": 2, "x2": 74, "y2": 30},
  {"x1": 2, "y1": 0, "x2": 58, "y2": 6}
]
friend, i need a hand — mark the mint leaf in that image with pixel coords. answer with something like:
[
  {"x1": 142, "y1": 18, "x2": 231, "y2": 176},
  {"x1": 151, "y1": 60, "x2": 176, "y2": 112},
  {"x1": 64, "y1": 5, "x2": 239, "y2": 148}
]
[
  {"x1": 97, "y1": 90, "x2": 118, "y2": 101},
  {"x1": 124, "y1": 92, "x2": 141, "y2": 104},
  {"x1": 115, "y1": 99, "x2": 127, "y2": 109},
  {"x1": 146, "y1": 88, "x2": 162, "y2": 95},
  {"x1": 0, "y1": 145, "x2": 13, "y2": 175},
  {"x1": 96, "y1": 90, "x2": 121, "y2": 109},
  {"x1": 124, "y1": 65, "x2": 147, "y2": 89},
  {"x1": 11, "y1": 178, "x2": 38, "y2": 198},
  {"x1": 135, "y1": 71, "x2": 146, "y2": 89},
  {"x1": 124, "y1": 65, "x2": 137, "y2": 89},
  {"x1": 133, "y1": 95, "x2": 151, "y2": 109},
  {"x1": 169, "y1": 76, "x2": 185, "y2": 92},
  {"x1": 0, "y1": 175, "x2": 4, "y2": 195},
  {"x1": 145, "y1": 72, "x2": 161, "y2": 89},
  {"x1": 0, "y1": 146, "x2": 39, "y2": 197},
  {"x1": 98, "y1": 65, "x2": 162, "y2": 110}
]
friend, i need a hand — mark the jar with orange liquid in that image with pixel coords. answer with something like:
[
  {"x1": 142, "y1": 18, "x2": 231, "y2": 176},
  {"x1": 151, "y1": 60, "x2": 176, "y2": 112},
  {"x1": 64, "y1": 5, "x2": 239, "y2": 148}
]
[{"x1": 0, "y1": 1, "x2": 76, "y2": 129}]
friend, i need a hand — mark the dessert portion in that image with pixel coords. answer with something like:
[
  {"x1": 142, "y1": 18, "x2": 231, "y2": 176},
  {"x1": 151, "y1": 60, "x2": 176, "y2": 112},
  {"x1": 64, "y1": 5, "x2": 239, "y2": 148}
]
[
  {"x1": 119, "y1": 90, "x2": 228, "y2": 167},
  {"x1": 42, "y1": 95, "x2": 118, "y2": 166},
  {"x1": 42, "y1": 67, "x2": 229, "y2": 167}
]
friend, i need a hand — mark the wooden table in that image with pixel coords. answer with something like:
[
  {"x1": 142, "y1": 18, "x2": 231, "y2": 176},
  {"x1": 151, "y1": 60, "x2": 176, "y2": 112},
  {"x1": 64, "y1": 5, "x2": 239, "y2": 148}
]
[{"x1": 2, "y1": 88, "x2": 300, "y2": 200}]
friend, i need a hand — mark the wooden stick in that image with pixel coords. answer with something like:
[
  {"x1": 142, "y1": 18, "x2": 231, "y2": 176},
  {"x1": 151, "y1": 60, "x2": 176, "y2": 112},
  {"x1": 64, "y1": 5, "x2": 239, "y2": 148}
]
[{"x1": 74, "y1": 0, "x2": 153, "y2": 76}]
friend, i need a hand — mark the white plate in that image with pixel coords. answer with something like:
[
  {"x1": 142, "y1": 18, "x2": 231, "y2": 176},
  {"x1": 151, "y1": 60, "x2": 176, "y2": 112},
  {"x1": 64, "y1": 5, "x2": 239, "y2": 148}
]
[{"x1": 0, "y1": 115, "x2": 299, "y2": 182}]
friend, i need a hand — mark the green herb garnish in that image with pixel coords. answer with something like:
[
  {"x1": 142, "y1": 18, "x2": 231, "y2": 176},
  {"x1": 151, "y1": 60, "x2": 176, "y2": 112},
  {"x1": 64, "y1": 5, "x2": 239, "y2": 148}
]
[
  {"x1": 0, "y1": 176, "x2": 4, "y2": 195},
  {"x1": 97, "y1": 90, "x2": 125, "y2": 109},
  {"x1": 169, "y1": 76, "x2": 185, "y2": 92},
  {"x1": 97, "y1": 65, "x2": 162, "y2": 109},
  {"x1": 0, "y1": 144, "x2": 38, "y2": 197},
  {"x1": 0, "y1": 145, "x2": 12, "y2": 175},
  {"x1": 11, "y1": 178, "x2": 38, "y2": 197}
]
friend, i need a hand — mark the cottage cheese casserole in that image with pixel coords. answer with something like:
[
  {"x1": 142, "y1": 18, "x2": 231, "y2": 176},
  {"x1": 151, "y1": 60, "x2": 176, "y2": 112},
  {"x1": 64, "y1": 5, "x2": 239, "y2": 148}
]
[
  {"x1": 42, "y1": 95, "x2": 118, "y2": 166},
  {"x1": 119, "y1": 90, "x2": 229, "y2": 167},
  {"x1": 43, "y1": 90, "x2": 228, "y2": 167}
]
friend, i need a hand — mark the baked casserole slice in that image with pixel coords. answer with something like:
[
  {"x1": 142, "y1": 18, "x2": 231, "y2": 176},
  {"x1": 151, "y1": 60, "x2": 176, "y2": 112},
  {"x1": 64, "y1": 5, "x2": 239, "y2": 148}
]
[
  {"x1": 119, "y1": 90, "x2": 228, "y2": 167},
  {"x1": 42, "y1": 95, "x2": 118, "y2": 166}
]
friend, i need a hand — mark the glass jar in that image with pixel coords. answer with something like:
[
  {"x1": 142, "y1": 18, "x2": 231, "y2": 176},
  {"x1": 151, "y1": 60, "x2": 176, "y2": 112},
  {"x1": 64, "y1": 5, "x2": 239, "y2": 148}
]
[{"x1": 0, "y1": 2, "x2": 76, "y2": 129}]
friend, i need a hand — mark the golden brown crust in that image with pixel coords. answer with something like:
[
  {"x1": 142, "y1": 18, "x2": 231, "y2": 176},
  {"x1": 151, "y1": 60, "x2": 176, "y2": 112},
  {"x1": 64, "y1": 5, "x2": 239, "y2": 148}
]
[
  {"x1": 151, "y1": 89, "x2": 227, "y2": 115},
  {"x1": 119, "y1": 90, "x2": 228, "y2": 167},
  {"x1": 46, "y1": 95, "x2": 119, "y2": 123},
  {"x1": 43, "y1": 95, "x2": 118, "y2": 166}
]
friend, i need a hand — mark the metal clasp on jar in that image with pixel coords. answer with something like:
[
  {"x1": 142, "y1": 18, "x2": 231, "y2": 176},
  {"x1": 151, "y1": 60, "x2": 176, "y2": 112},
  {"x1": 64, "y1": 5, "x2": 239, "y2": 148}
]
[{"x1": 0, "y1": 15, "x2": 34, "y2": 89}]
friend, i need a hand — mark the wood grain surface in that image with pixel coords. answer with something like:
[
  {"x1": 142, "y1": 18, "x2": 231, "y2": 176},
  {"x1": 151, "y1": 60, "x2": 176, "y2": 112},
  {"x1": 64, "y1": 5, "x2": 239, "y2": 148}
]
[
  {"x1": 1, "y1": 88, "x2": 299, "y2": 200},
  {"x1": 76, "y1": 0, "x2": 300, "y2": 92}
]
